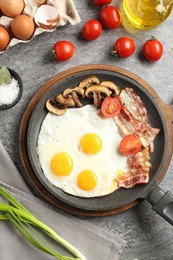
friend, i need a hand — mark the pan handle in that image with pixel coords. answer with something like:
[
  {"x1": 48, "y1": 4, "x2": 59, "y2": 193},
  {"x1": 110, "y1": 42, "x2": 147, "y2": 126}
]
[{"x1": 147, "y1": 184, "x2": 173, "y2": 225}]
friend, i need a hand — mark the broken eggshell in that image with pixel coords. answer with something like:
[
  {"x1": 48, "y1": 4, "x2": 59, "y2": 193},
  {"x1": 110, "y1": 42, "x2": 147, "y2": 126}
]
[{"x1": 34, "y1": 4, "x2": 59, "y2": 29}]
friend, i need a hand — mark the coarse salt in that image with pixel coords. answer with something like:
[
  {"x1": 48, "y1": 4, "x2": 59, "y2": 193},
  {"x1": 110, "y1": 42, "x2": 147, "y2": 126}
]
[{"x1": 0, "y1": 78, "x2": 20, "y2": 106}]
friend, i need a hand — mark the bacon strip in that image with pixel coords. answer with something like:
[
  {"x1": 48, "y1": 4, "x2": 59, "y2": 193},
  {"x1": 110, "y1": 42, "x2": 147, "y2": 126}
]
[
  {"x1": 128, "y1": 148, "x2": 151, "y2": 169},
  {"x1": 114, "y1": 88, "x2": 160, "y2": 151},
  {"x1": 120, "y1": 88, "x2": 147, "y2": 123},
  {"x1": 117, "y1": 167, "x2": 150, "y2": 188},
  {"x1": 114, "y1": 106, "x2": 142, "y2": 135},
  {"x1": 114, "y1": 88, "x2": 160, "y2": 189},
  {"x1": 117, "y1": 148, "x2": 151, "y2": 188}
]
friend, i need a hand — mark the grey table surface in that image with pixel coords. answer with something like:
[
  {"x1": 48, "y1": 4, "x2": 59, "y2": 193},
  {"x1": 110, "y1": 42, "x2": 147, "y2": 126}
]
[{"x1": 1, "y1": 1, "x2": 173, "y2": 260}]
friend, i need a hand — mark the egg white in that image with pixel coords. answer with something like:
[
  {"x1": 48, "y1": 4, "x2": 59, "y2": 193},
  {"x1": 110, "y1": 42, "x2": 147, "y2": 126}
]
[{"x1": 37, "y1": 105, "x2": 128, "y2": 197}]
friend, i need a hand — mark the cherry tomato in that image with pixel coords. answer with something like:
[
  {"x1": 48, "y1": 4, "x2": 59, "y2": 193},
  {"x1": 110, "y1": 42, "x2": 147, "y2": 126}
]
[
  {"x1": 100, "y1": 6, "x2": 121, "y2": 29},
  {"x1": 143, "y1": 38, "x2": 163, "y2": 62},
  {"x1": 93, "y1": 0, "x2": 112, "y2": 6},
  {"x1": 119, "y1": 135, "x2": 141, "y2": 156},
  {"x1": 101, "y1": 97, "x2": 122, "y2": 118},
  {"x1": 52, "y1": 41, "x2": 75, "y2": 61},
  {"x1": 82, "y1": 19, "x2": 102, "y2": 41},
  {"x1": 113, "y1": 36, "x2": 136, "y2": 58}
]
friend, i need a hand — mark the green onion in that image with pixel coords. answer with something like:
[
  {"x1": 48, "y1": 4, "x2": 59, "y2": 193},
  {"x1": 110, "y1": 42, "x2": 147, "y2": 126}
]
[{"x1": 0, "y1": 186, "x2": 87, "y2": 260}]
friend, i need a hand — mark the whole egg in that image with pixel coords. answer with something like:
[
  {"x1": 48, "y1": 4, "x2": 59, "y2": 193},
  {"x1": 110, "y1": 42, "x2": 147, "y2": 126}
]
[
  {"x1": 11, "y1": 15, "x2": 35, "y2": 40},
  {"x1": 1, "y1": 0, "x2": 24, "y2": 18},
  {"x1": 0, "y1": 26, "x2": 10, "y2": 51}
]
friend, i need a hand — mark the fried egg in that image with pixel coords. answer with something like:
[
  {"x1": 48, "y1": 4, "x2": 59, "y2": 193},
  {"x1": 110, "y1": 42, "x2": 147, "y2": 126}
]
[{"x1": 37, "y1": 105, "x2": 128, "y2": 197}]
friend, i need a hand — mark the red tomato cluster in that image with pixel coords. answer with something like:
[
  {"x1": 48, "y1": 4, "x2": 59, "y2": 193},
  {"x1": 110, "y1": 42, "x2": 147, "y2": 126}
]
[
  {"x1": 51, "y1": 0, "x2": 164, "y2": 63},
  {"x1": 112, "y1": 37, "x2": 163, "y2": 60},
  {"x1": 82, "y1": 5, "x2": 121, "y2": 42}
]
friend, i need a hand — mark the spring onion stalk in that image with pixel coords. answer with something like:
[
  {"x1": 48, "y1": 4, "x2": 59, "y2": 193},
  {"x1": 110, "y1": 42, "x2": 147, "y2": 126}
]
[{"x1": 0, "y1": 186, "x2": 87, "y2": 260}]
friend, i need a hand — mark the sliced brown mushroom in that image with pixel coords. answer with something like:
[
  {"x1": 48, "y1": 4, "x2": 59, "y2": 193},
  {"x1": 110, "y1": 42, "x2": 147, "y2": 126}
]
[
  {"x1": 100, "y1": 81, "x2": 120, "y2": 97},
  {"x1": 85, "y1": 85, "x2": 110, "y2": 107},
  {"x1": 55, "y1": 94, "x2": 75, "y2": 107},
  {"x1": 63, "y1": 87, "x2": 85, "y2": 107},
  {"x1": 46, "y1": 99, "x2": 67, "y2": 115},
  {"x1": 79, "y1": 76, "x2": 100, "y2": 90}
]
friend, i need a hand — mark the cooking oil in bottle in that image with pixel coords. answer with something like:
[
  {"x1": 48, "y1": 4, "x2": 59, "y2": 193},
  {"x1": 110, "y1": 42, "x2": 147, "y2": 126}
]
[{"x1": 123, "y1": 0, "x2": 172, "y2": 29}]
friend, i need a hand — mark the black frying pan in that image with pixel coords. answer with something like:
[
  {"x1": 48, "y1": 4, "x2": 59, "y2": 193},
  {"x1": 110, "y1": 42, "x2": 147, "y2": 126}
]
[{"x1": 19, "y1": 64, "x2": 173, "y2": 223}]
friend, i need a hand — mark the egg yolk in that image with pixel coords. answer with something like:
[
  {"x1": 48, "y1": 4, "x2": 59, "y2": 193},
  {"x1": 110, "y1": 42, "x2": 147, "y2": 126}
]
[
  {"x1": 77, "y1": 170, "x2": 97, "y2": 191},
  {"x1": 51, "y1": 152, "x2": 73, "y2": 176},
  {"x1": 80, "y1": 133, "x2": 102, "y2": 154}
]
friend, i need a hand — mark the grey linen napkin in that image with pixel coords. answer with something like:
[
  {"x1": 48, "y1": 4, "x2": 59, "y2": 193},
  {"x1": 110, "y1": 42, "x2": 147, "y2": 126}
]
[{"x1": 0, "y1": 141, "x2": 126, "y2": 260}]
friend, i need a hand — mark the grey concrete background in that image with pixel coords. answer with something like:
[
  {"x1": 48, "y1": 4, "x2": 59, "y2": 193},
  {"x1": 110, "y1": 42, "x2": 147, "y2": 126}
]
[{"x1": 1, "y1": 1, "x2": 173, "y2": 259}]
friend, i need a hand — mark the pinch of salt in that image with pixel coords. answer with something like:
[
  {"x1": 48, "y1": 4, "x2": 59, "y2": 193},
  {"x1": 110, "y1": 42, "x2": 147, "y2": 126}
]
[{"x1": 0, "y1": 78, "x2": 20, "y2": 106}]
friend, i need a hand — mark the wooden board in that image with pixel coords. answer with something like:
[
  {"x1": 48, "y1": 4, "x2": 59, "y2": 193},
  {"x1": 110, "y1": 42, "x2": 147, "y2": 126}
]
[{"x1": 19, "y1": 64, "x2": 173, "y2": 216}]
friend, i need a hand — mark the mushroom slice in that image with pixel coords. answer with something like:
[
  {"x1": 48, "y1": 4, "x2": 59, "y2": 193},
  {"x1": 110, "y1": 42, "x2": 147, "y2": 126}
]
[
  {"x1": 55, "y1": 94, "x2": 75, "y2": 107},
  {"x1": 79, "y1": 76, "x2": 100, "y2": 90},
  {"x1": 63, "y1": 87, "x2": 85, "y2": 107},
  {"x1": 46, "y1": 99, "x2": 67, "y2": 115},
  {"x1": 85, "y1": 85, "x2": 110, "y2": 108},
  {"x1": 100, "y1": 81, "x2": 120, "y2": 97}
]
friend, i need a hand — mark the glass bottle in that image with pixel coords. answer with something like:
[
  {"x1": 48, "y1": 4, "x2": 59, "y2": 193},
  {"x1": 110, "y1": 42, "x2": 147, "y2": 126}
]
[{"x1": 123, "y1": 0, "x2": 172, "y2": 29}]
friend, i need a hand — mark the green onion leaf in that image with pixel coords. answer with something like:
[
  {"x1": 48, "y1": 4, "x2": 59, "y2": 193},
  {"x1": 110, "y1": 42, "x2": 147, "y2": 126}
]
[{"x1": 0, "y1": 186, "x2": 87, "y2": 260}]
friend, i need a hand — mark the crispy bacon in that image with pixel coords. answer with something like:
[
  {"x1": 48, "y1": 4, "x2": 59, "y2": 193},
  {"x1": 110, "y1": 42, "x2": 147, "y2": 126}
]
[
  {"x1": 120, "y1": 88, "x2": 147, "y2": 123},
  {"x1": 114, "y1": 88, "x2": 160, "y2": 151},
  {"x1": 117, "y1": 148, "x2": 151, "y2": 188},
  {"x1": 128, "y1": 148, "x2": 151, "y2": 169},
  {"x1": 117, "y1": 167, "x2": 150, "y2": 188},
  {"x1": 114, "y1": 88, "x2": 160, "y2": 189},
  {"x1": 137, "y1": 126, "x2": 160, "y2": 152},
  {"x1": 114, "y1": 106, "x2": 142, "y2": 135}
]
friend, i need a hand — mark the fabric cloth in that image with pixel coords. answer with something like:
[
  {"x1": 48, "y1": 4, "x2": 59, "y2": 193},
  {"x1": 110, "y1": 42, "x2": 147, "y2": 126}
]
[{"x1": 0, "y1": 141, "x2": 126, "y2": 260}]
